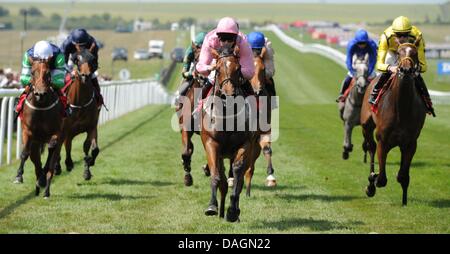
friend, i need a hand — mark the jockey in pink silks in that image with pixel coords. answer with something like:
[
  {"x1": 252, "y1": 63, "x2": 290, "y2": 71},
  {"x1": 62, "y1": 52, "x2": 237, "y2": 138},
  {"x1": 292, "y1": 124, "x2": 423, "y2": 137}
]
[{"x1": 193, "y1": 17, "x2": 255, "y2": 118}]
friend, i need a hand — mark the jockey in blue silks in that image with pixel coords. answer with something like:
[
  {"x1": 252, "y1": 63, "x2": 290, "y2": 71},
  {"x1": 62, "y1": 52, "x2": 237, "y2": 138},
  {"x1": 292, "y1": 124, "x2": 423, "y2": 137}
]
[{"x1": 337, "y1": 29, "x2": 377, "y2": 102}]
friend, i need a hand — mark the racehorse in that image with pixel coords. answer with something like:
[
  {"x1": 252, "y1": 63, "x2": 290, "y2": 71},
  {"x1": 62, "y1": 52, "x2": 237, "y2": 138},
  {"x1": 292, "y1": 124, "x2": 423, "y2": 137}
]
[
  {"x1": 200, "y1": 45, "x2": 258, "y2": 222},
  {"x1": 14, "y1": 57, "x2": 64, "y2": 198},
  {"x1": 58, "y1": 44, "x2": 100, "y2": 180},
  {"x1": 338, "y1": 53, "x2": 370, "y2": 160},
  {"x1": 237, "y1": 46, "x2": 276, "y2": 197},
  {"x1": 360, "y1": 37, "x2": 426, "y2": 205},
  {"x1": 177, "y1": 43, "x2": 210, "y2": 186}
]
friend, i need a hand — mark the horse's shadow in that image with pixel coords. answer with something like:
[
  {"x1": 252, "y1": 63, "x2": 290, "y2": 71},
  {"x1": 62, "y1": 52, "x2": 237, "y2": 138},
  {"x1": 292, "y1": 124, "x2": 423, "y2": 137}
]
[
  {"x1": 68, "y1": 193, "x2": 154, "y2": 201},
  {"x1": 428, "y1": 199, "x2": 450, "y2": 208},
  {"x1": 251, "y1": 217, "x2": 364, "y2": 232},
  {"x1": 249, "y1": 184, "x2": 306, "y2": 192},
  {"x1": 76, "y1": 178, "x2": 175, "y2": 187},
  {"x1": 276, "y1": 193, "x2": 363, "y2": 202}
]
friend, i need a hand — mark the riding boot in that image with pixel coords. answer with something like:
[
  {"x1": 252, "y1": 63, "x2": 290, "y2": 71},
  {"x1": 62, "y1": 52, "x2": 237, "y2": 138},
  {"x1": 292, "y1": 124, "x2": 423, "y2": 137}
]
[
  {"x1": 174, "y1": 79, "x2": 193, "y2": 110},
  {"x1": 336, "y1": 75, "x2": 352, "y2": 102},
  {"x1": 91, "y1": 77, "x2": 104, "y2": 107},
  {"x1": 369, "y1": 72, "x2": 391, "y2": 105},
  {"x1": 415, "y1": 74, "x2": 436, "y2": 117},
  {"x1": 56, "y1": 88, "x2": 69, "y2": 117}
]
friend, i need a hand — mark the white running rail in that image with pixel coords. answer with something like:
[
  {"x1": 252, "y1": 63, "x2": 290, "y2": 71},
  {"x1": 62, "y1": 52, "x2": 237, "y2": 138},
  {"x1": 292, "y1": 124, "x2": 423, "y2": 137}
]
[
  {"x1": 0, "y1": 79, "x2": 172, "y2": 167},
  {"x1": 260, "y1": 24, "x2": 450, "y2": 105}
]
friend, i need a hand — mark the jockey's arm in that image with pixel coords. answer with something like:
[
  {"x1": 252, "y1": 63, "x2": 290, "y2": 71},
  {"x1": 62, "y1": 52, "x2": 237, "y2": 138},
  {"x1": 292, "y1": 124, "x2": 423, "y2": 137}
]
[
  {"x1": 182, "y1": 47, "x2": 194, "y2": 77},
  {"x1": 376, "y1": 34, "x2": 389, "y2": 73},
  {"x1": 51, "y1": 53, "x2": 66, "y2": 89},
  {"x1": 346, "y1": 42, "x2": 356, "y2": 74},
  {"x1": 196, "y1": 44, "x2": 213, "y2": 77},
  {"x1": 19, "y1": 52, "x2": 32, "y2": 87},
  {"x1": 368, "y1": 41, "x2": 378, "y2": 75},
  {"x1": 239, "y1": 40, "x2": 255, "y2": 80},
  {"x1": 417, "y1": 37, "x2": 427, "y2": 73}
]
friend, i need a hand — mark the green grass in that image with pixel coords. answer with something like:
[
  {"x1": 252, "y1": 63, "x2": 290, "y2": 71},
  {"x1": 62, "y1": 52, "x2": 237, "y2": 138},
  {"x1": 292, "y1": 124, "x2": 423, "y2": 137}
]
[
  {"x1": 0, "y1": 32, "x2": 448, "y2": 233},
  {"x1": 0, "y1": 3, "x2": 443, "y2": 23}
]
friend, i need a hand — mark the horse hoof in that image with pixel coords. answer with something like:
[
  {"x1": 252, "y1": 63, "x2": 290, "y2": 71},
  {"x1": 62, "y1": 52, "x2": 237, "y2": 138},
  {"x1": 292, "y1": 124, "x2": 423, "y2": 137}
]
[
  {"x1": 184, "y1": 174, "x2": 193, "y2": 186},
  {"x1": 14, "y1": 176, "x2": 23, "y2": 184},
  {"x1": 66, "y1": 160, "x2": 74, "y2": 172},
  {"x1": 227, "y1": 178, "x2": 234, "y2": 187},
  {"x1": 365, "y1": 185, "x2": 376, "y2": 197},
  {"x1": 266, "y1": 179, "x2": 277, "y2": 187},
  {"x1": 342, "y1": 151, "x2": 349, "y2": 160},
  {"x1": 55, "y1": 165, "x2": 62, "y2": 176},
  {"x1": 205, "y1": 205, "x2": 218, "y2": 216},
  {"x1": 35, "y1": 187, "x2": 40, "y2": 196},
  {"x1": 226, "y1": 208, "x2": 240, "y2": 223},
  {"x1": 266, "y1": 175, "x2": 277, "y2": 187},
  {"x1": 202, "y1": 165, "x2": 210, "y2": 177},
  {"x1": 43, "y1": 196, "x2": 50, "y2": 200},
  {"x1": 375, "y1": 177, "x2": 387, "y2": 188},
  {"x1": 83, "y1": 170, "x2": 92, "y2": 181}
]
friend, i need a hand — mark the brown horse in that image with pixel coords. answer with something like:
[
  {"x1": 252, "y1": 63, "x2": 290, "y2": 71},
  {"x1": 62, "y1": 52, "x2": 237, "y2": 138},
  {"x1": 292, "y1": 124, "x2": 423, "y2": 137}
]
[
  {"x1": 14, "y1": 57, "x2": 64, "y2": 198},
  {"x1": 240, "y1": 47, "x2": 276, "y2": 197},
  {"x1": 360, "y1": 37, "x2": 426, "y2": 206},
  {"x1": 58, "y1": 44, "x2": 100, "y2": 180},
  {"x1": 177, "y1": 43, "x2": 210, "y2": 186},
  {"x1": 200, "y1": 45, "x2": 258, "y2": 222}
]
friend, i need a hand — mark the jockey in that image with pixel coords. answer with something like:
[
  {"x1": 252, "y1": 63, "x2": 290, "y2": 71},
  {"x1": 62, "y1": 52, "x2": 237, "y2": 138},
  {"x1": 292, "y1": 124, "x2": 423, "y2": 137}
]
[
  {"x1": 174, "y1": 31, "x2": 206, "y2": 109},
  {"x1": 16, "y1": 40, "x2": 67, "y2": 115},
  {"x1": 61, "y1": 28, "x2": 103, "y2": 107},
  {"x1": 196, "y1": 17, "x2": 255, "y2": 97},
  {"x1": 247, "y1": 31, "x2": 277, "y2": 96},
  {"x1": 337, "y1": 29, "x2": 377, "y2": 102},
  {"x1": 368, "y1": 16, "x2": 435, "y2": 117}
]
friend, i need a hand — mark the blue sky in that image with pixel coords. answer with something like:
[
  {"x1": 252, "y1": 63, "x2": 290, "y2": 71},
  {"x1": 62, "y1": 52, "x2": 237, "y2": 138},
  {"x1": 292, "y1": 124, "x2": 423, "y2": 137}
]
[{"x1": 0, "y1": 0, "x2": 446, "y2": 3}]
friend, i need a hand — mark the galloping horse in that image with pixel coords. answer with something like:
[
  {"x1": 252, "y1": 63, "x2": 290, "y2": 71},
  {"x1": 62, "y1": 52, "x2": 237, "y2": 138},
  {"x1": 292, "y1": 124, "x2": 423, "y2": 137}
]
[
  {"x1": 177, "y1": 44, "x2": 210, "y2": 186},
  {"x1": 201, "y1": 45, "x2": 258, "y2": 222},
  {"x1": 59, "y1": 44, "x2": 100, "y2": 180},
  {"x1": 240, "y1": 46, "x2": 276, "y2": 197},
  {"x1": 360, "y1": 37, "x2": 426, "y2": 205},
  {"x1": 339, "y1": 53, "x2": 370, "y2": 160},
  {"x1": 15, "y1": 57, "x2": 64, "y2": 198}
]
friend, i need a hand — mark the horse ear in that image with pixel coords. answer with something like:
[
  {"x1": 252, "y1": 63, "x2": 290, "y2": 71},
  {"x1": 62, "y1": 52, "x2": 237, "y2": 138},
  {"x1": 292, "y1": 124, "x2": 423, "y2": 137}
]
[
  {"x1": 75, "y1": 43, "x2": 81, "y2": 52},
  {"x1": 233, "y1": 45, "x2": 240, "y2": 56},
  {"x1": 260, "y1": 47, "x2": 267, "y2": 59},
  {"x1": 89, "y1": 42, "x2": 95, "y2": 53},
  {"x1": 210, "y1": 48, "x2": 219, "y2": 59},
  {"x1": 414, "y1": 34, "x2": 422, "y2": 47}
]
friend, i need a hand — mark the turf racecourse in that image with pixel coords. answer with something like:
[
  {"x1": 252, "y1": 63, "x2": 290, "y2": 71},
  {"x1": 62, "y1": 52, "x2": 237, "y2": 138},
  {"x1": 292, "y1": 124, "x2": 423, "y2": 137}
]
[{"x1": 0, "y1": 32, "x2": 448, "y2": 233}]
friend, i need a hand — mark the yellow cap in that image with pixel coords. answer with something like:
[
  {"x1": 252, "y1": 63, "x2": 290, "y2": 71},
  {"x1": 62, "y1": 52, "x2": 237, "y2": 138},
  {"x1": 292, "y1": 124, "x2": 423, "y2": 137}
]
[{"x1": 392, "y1": 16, "x2": 412, "y2": 33}]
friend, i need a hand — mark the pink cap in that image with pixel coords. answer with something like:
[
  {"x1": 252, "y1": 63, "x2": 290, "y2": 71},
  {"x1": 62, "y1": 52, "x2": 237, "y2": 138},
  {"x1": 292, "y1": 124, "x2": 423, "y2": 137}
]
[{"x1": 216, "y1": 17, "x2": 239, "y2": 35}]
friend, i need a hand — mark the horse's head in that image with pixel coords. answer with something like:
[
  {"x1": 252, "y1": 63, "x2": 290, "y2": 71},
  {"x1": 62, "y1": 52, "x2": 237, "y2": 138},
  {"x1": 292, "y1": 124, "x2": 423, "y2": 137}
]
[
  {"x1": 352, "y1": 53, "x2": 369, "y2": 94},
  {"x1": 29, "y1": 56, "x2": 52, "y2": 102},
  {"x1": 396, "y1": 36, "x2": 420, "y2": 76},
  {"x1": 250, "y1": 47, "x2": 266, "y2": 95},
  {"x1": 73, "y1": 43, "x2": 96, "y2": 83},
  {"x1": 211, "y1": 45, "x2": 242, "y2": 97}
]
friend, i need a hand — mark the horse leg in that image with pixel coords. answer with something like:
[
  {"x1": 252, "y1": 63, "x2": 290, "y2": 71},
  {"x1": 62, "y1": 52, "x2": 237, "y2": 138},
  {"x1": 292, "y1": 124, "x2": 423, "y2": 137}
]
[
  {"x1": 64, "y1": 134, "x2": 74, "y2": 171},
  {"x1": 227, "y1": 160, "x2": 234, "y2": 187},
  {"x1": 261, "y1": 134, "x2": 276, "y2": 187},
  {"x1": 89, "y1": 127, "x2": 100, "y2": 167},
  {"x1": 43, "y1": 136, "x2": 61, "y2": 199},
  {"x1": 397, "y1": 143, "x2": 416, "y2": 206},
  {"x1": 202, "y1": 164, "x2": 210, "y2": 177},
  {"x1": 226, "y1": 147, "x2": 250, "y2": 223},
  {"x1": 181, "y1": 129, "x2": 194, "y2": 186},
  {"x1": 375, "y1": 141, "x2": 389, "y2": 188},
  {"x1": 342, "y1": 120, "x2": 354, "y2": 160},
  {"x1": 30, "y1": 142, "x2": 44, "y2": 196},
  {"x1": 82, "y1": 131, "x2": 94, "y2": 181},
  {"x1": 362, "y1": 119, "x2": 377, "y2": 197},
  {"x1": 204, "y1": 141, "x2": 219, "y2": 216},
  {"x1": 218, "y1": 159, "x2": 227, "y2": 218},
  {"x1": 14, "y1": 134, "x2": 30, "y2": 184}
]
